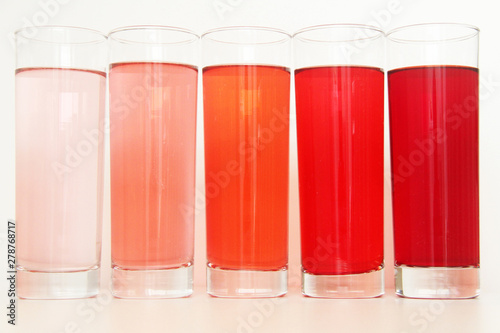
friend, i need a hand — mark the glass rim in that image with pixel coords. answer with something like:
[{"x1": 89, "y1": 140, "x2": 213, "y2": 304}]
[
  {"x1": 108, "y1": 25, "x2": 199, "y2": 45},
  {"x1": 293, "y1": 24, "x2": 384, "y2": 43},
  {"x1": 201, "y1": 26, "x2": 291, "y2": 45},
  {"x1": 386, "y1": 23, "x2": 479, "y2": 44},
  {"x1": 15, "y1": 25, "x2": 107, "y2": 45}
]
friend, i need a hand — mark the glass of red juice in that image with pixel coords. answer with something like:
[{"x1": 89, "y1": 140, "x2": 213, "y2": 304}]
[
  {"x1": 109, "y1": 26, "x2": 199, "y2": 298},
  {"x1": 202, "y1": 27, "x2": 291, "y2": 297},
  {"x1": 387, "y1": 23, "x2": 480, "y2": 298},
  {"x1": 294, "y1": 25, "x2": 385, "y2": 298}
]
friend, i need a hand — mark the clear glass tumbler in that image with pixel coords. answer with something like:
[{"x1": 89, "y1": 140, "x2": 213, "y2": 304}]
[
  {"x1": 202, "y1": 27, "x2": 291, "y2": 297},
  {"x1": 387, "y1": 23, "x2": 480, "y2": 298},
  {"x1": 294, "y1": 24, "x2": 385, "y2": 298},
  {"x1": 15, "y1": 26, "x2": 107, "y2": 299},
  {"x1": 108, "y1": 26, "x2": 199, "y2": 298}
]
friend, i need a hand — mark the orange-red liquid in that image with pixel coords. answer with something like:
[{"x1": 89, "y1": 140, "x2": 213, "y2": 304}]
[
  {"x1": 110, "y1": 62, "x2": 197, "y2": 270},
  {"x1": 203, "y1": 65, "x2": 290, "y2": 270}
]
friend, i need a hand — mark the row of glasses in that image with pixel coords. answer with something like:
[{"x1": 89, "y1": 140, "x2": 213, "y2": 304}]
[{"x1": 15, "y1": 23, "x2": 479, "y2": 299}]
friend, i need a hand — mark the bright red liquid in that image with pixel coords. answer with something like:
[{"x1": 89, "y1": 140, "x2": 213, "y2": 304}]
[
  {"x1": 388, "y1": 65, "x2": 479, "y2": 267},
  {"x1": 203, "y1": 65, "x2": 290, "y2": 271},
  {"x1": 295, "y1": 66, "x2": 384, "y2": 275}
]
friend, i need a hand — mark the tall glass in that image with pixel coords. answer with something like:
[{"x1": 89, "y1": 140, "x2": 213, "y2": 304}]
[
  {"x1": 387, "y1": 23, "x2": 480, "y2": 298},
  {"x1": 202, "y1": 27, "x2": 291, "y2": 297},
  {"x1": 294, "y1": 24, "x2": 385, "y2": 298},
  {"x1": 15, "y1": 26, "x2": 107, "y2": 299},
  {"x1": 108, "y1": 26, "x2": 198, "y2": 298}
]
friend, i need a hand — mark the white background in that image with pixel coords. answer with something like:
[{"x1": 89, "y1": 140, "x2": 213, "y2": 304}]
[{"x1": 1, "y1": 0, "x2": 499, "y2": 332}]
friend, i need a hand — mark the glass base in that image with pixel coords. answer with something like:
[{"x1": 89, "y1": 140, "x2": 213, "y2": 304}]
[
  {"x1": 395, "y1": 265, "x2": 479, "y2": 299},
  {"x1": 112, "y1": 265, "x2": 193, "y2": 298},
  {"x1": 302, "y1": 267, "x2": 384, "y2": 298},
  {"x1": 17, "y1": 266, "x2": 99, "y2": 299},
  {"x1": 207, "y1": 264, "x2": 287, "y2": 298}
]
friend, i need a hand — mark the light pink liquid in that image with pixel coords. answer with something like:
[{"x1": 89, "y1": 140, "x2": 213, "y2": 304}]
[
  {"x1": 109, "y1": 62, "x2": 197, "y2": 270},
  {"x1": 16, "y1": 68, "x2": 106, "y2": 272}
]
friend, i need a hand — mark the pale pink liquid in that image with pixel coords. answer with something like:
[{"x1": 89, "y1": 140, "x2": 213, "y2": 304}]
[
  {"x1": 16, "y1": 68, "x2": 106, "y2": 272},
  {"x1": 109, "y1": 62, "x2": 197, "y2": 270}
]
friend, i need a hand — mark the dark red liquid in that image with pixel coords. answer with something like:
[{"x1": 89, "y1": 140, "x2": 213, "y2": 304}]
[
  {"x1": 388, "y1": 65, "x2": 479, "y2": 267},
  {"x1": 295, "y1": 66, "x2": 384, "y2": 275}
]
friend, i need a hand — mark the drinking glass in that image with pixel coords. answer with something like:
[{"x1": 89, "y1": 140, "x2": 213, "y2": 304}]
[
  {"x1": 108, "y1": 26, "x2": 199, "y2": 298},
  {"x1": 202, "y1": 27, "x2": 291, "y2": 297},
  {"x1": 15, "y1": 26, "x2": 107, "y2": 299},
  {"x1": 387, "y1": 23, "x2": 480, "y2": 298},
  {"x1": 294, "y1": 24, "x2": 385, "y2": 298}
]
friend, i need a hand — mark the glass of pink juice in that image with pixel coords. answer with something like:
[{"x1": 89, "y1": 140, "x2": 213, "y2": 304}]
[
  {"x1": 202, "y1": 27, "x2": 291, "y2": 298},
  {"x1": 387, "y1": 23, "x2": 480, "y2": 298},
  {"x1": 15, "y1": 26, "x2": 107, "y2": 299},
  {"x1": 108, "y1": 26, "x2": 198, "y2": 298},
  {"x1": 294, "y1": 25, "x2": 385, "y2": 298}
]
